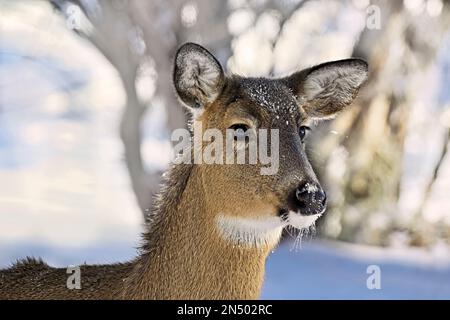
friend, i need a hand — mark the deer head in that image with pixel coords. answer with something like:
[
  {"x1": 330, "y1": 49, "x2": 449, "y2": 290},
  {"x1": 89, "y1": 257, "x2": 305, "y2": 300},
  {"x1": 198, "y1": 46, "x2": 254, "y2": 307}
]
[{"x1": 173, "y1": 43, "x2": 368, "y2": 247}]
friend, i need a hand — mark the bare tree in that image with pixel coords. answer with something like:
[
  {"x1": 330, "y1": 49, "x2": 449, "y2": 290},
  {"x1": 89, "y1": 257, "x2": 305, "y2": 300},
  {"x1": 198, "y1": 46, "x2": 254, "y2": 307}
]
[
  {"x1": 50, "y1": 0, "x2": 231, "y2": 218},
  {"x1": 313, "y1": 0, "x2": 450, "y2": 245}
]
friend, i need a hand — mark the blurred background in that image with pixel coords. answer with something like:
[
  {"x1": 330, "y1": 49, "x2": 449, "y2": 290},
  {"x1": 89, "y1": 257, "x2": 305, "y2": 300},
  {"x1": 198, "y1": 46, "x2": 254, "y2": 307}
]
[{"x1": 1, "y1": 0, "x2": 450, "y2": 299}]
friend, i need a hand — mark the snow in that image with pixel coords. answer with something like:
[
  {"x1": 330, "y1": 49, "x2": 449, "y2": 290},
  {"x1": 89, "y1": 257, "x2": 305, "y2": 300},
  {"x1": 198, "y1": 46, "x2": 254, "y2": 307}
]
[{"x1": 262, "y1": 240, "x2": 450, "y2": 299}]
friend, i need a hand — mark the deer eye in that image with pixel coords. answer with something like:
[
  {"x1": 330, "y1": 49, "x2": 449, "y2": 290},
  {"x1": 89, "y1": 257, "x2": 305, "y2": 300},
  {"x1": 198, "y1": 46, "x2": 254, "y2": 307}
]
[
  {"x1": 299, "y1": 126, "x2": 311, "y2": 141},
  {"x1": 229, "y1": 124, "x2": 250, "y2": 140}
]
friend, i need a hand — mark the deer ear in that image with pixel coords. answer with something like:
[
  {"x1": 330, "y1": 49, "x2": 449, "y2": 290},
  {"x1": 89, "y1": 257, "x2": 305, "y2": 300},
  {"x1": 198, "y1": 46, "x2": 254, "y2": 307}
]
[
  {"x1": 173, "y1": 43, "x2": 225, "y2": 111},
  {"x1": 284, "y1": 59, "x2": 368, "y2": 119}
]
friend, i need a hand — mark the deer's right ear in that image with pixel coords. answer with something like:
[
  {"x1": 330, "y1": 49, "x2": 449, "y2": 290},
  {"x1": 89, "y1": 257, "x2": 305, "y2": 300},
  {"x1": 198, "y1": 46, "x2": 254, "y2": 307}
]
[{"x1": 173, "y1": 43, "x2": 225, "y2": 112}]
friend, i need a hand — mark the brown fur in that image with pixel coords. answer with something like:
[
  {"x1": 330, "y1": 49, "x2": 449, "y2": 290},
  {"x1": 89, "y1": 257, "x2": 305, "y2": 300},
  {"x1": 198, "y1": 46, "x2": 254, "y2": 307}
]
[{"x1": 0, "y1": 257, "x2": 133, "y2": 299}]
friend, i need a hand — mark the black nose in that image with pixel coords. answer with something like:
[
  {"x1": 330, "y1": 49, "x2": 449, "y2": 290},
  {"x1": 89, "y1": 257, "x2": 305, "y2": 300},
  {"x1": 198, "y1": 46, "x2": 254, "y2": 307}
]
[{"x1": 293, "y1": 183, "x2": 327, "y2": 215}]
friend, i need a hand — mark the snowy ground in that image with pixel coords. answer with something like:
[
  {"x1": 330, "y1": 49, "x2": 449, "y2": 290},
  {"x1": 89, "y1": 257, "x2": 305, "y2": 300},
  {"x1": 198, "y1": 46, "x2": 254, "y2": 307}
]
[
  {"x1": 1, "y1": 238, "x2": 450, "y2": 299},
  {"x1": 262, "y1": 240, "x2": 450, "y2": 299}
]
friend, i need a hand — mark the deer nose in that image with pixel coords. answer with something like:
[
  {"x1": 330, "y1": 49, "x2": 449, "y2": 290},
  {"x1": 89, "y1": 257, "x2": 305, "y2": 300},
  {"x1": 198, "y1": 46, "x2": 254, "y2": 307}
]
[{"x1": 294, "y1": 183, "x2": 327, "y2": 216}]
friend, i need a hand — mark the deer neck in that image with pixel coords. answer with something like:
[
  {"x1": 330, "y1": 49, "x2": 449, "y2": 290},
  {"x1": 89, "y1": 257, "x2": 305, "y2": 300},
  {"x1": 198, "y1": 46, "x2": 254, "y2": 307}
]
[{"x1": 122, "y1": 164, "x2": 279, "y2": 299}]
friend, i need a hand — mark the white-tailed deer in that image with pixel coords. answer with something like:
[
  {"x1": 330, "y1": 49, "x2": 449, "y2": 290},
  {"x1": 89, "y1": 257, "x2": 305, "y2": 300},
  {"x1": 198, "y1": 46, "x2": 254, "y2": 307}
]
[{"x1": 0, "y1": 43, "x2": 368, "y2": 299}]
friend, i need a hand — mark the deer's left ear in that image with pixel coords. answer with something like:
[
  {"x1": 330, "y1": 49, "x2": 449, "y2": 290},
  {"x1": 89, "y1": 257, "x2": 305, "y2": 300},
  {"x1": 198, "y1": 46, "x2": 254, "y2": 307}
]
[{"x1": 283, "y1": 59, "x2": 368, "y2": 119}]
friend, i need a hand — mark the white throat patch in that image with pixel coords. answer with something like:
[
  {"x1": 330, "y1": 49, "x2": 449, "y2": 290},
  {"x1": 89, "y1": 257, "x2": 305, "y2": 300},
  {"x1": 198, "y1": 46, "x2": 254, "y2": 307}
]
[
  {"x1": 216, "y1": 212, "x2": 322, "y2": 248},
  {"x1": 216, "y1": 215, "x2": 285, "y2": 248}
]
